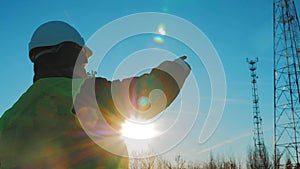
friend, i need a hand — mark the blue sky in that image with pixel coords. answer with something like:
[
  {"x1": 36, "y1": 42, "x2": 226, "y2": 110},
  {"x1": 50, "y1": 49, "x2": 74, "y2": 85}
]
[{"x1": 1, "y1": 0, "x2": 300, "y2": 164}]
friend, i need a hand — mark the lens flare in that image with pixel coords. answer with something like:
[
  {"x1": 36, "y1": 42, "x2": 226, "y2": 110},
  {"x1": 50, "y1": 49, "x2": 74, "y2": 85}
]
[
  {"x1": 157, "y1": 24, "x2": 166, "y2": 35},
  {"x1": 162, "y1": 7, "x2": 169, "y2": 13},
  {"x1": 158, "y1": 28, "x2": 166, "y2": 35},
  {"x1": 153, "y1": 36, "x2": 164, "y2": 43},
  {"x1": 138, "y1": 96, "x2": 150, "y2": 109},
  {"x1": 153, "y1": 24, "x2": 166, "y2": 44}
]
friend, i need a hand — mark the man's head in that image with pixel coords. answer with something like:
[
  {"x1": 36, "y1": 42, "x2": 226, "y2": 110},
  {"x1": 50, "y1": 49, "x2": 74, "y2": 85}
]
[
  {"x1": 29, "y1": 21, "x2": 92, "y2": 82},
  {"x1": 29, "y1": 21, "x2": 92, "y2": 62}
]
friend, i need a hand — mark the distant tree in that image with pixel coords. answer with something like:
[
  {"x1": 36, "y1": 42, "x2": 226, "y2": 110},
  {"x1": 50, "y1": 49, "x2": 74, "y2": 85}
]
[
  {"x1": 174, "y1": 154, "x2": 186, "y2": 169},
  {"x1": 200, "y1": 152, "x2": 241, "y2": 169},
  {"x1": 128, "y1": 150, "x2": 242, "y2": 169},
  {"x1": 246, "y1": 145, "x2": 272, "y2": 169},
  {"x1": 247, "y1": 147, "x2": 258, "y2": 169},
  {"x1": 273, "y1": 149, "x2": 281, "y2": 169},
  {"x1": 129, "y1": 151, "x2": 157, "y2": 169},
  {"x1": 296, "y1": 163, "x2": 300, "y2": 169},
  {"x1": 209, "y1": 152, "x2": 217, "y2": 169},
  {"x1": 285, "y1": 158, "x2": 292, "y2": 169},
  {"x1": 260, "y1": 144, "x2": 272, "y2": 169}
]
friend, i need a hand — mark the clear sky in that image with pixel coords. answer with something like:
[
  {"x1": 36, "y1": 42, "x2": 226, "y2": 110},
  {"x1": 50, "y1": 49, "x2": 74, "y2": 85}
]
[{"x1": 1, "y1": 0, "x2": 300, "y2": 164}]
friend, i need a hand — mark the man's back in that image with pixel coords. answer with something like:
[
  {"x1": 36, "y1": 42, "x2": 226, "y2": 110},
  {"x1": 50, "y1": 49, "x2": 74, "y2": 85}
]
[{"x1": 0, "y1": 78, "x2": 128, "y2": 169}]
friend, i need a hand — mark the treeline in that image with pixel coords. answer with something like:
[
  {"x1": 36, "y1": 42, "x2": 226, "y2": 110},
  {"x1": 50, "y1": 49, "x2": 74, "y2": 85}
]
[
  {"x1": 129, "y1": 145, "x2": 295, "y2": 169},
  {"x1": 130, "y1": 152, "x2": 242, "y2": 169}
]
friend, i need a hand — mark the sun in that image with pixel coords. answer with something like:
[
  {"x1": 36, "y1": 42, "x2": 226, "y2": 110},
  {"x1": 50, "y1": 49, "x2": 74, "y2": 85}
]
[{"x1": 121, "y1": 120, "x2": 158, "y2": 139}]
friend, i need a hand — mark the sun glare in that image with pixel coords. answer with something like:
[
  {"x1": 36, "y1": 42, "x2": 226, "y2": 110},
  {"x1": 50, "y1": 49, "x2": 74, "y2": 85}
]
[
  {"x1": 121, "y1": 120, "x2": 158, "y2": 139},
  {"x1": 157, "y1": 24, "x2": 166, "y2": 35}
]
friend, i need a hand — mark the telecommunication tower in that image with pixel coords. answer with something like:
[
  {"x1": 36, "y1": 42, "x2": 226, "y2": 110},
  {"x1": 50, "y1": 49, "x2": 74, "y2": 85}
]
[
  {"x1": 247, "y1": 58, "x2": 267, "y2": 169},
  {"x1": 273, "y1": 0, "x2": 300, "y2": 168}
]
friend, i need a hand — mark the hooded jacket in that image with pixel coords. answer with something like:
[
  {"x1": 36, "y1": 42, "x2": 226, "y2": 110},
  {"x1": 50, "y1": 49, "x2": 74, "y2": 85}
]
[{"x1": 0, "y1": 56, "x2": 190, "y2": 169}]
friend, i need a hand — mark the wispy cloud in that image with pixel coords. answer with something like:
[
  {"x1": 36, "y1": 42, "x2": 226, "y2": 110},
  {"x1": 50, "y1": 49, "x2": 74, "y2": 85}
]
[
  {"x1": 196, "y1": 131, "x2": 252, "y2": 155},
  {"x1": 196, "y1": 127, "x2": 273, "y2": 155},
  {"x1": 200, "y1": 97, "x2": 249, "y2": 104}
]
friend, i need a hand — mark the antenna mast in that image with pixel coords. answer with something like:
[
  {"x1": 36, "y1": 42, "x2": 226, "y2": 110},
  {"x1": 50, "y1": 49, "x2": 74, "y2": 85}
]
[
  {"x1": 273, "y1": 0, "x2": 300, "y2": 168},
  {"x1": 247, "y1": 58, "x2": 268, "y2": 168}
]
